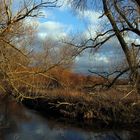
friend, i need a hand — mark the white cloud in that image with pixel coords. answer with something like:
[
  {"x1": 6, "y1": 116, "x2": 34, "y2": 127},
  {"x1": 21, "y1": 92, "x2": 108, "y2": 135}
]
[
  {"x1": 74, "y1": 49, "x2": 110, "y2": 73},
  {"x1": 124, "y1": 35, "x2": 140, "y2": 45},
  {"x1": 82, "y1": 10, "x2": 101, "y2": 24},
  {"x1": 39, "y1": 21, "x2": 65, "y2": 31},
  {"x1": 77, "y1": 10, "x2": 108, "y2": 38},
  {"x1": 57, "y1": 0, "x2": 71, "y2": 11},
  {"x1": 37, "y1": 21, "x2": 72, "y2": 40},
  {"x1": 25, "y1": 18, "x2": 72, "y2": 40},
  {"x1": 93, "y1": 53, "x2": 109, "y2": 63},
  {"x1": 39, "y1": 10, "x2": 53, "y2": 18}
]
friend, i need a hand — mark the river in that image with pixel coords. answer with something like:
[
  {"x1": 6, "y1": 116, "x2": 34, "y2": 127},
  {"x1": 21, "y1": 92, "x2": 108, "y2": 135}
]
[{"x1": 0, "y1": 97, "x2": 139, "y2": 140}]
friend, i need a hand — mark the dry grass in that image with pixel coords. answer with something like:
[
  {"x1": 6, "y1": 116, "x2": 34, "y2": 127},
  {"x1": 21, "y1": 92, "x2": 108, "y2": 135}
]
[
  {"x1": 23, "y1": 86, "x2": 139, "y2": 103},
  {"x1": 22, "y1": 87, "x2": 140, "y2": 126},
  {"x1": 3, "y1": 66, "x2": 140, "y2": 126}
]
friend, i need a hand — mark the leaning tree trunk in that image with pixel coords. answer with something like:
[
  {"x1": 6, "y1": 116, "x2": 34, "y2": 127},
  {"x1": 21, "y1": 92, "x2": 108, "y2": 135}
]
[{"x1": 102, "y1": 0, "x2": 140, "y2": 94}]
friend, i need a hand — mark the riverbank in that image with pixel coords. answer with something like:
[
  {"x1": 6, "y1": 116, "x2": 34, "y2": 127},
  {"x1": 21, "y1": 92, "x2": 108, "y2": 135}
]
[
  {"x1": 0, "y1": 97, "x2": 139, "y2": 140},
  {"x1": 21, "y1": 88, "x2": 140, "y2": 128}
]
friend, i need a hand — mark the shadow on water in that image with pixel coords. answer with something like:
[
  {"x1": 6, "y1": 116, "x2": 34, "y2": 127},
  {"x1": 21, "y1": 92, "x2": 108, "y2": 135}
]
[{"x1": 0, "y1": 97, "x2": 140, "y2": 140}]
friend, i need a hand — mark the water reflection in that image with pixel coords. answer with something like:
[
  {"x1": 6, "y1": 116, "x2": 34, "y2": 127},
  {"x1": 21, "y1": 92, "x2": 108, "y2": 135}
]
[{"x1": 0, "y1": 97, "x2": 139, "y2": 140}]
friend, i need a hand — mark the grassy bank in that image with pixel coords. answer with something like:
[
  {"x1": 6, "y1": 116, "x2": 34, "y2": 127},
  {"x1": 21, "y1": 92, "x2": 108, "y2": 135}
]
[
  {"x1": 21, "y1": 88, "x2": 140, "y2": 127},
  {"x1": 1, "y1": 67, "x2": 139, "y2": 127}
]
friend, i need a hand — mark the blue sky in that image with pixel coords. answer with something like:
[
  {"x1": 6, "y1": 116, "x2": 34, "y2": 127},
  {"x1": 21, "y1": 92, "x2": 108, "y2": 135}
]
[
  {"x1": 36, "y1": 8, "x2": 88, "y2": 39},
  {"x1": 23, "y1": 1, "x2": 139, "y2": 74},
  {"x1": 25, "y1": 3, "x2": 117, "y2": 74}
]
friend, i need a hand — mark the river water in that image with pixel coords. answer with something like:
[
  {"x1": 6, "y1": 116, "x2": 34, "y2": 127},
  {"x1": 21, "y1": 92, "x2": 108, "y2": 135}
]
[{"x1": 0, "y1": 98, "x2": 139, "y2": 140}]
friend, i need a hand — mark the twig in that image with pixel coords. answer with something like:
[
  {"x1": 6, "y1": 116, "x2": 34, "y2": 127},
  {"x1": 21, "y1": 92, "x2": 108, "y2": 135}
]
[{"x1": 121, "y1": 89, "x2": 135, "y2": 100}]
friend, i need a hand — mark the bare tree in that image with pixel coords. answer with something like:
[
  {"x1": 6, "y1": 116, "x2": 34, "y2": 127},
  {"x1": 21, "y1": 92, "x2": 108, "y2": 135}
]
[
  {"x1": 102, "y1": 0, "x2": 140, "y2": 92},
  {"x1": 0, "y1": 0, "x2": 78, "y2": 100},
  {"x1": 68, "y1": 0, "x2": 140, "y2": 93},
  {"x1": 0, "y1": 0, "x2": 59, "y2": 97},
  {"x1": 31, "y1": 38, "x2": 76, "y2": 69}
]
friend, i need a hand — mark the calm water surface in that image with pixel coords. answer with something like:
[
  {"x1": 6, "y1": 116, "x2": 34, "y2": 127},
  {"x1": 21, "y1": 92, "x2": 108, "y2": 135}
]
[{"x1": 0, "y1": 98, "x2": 140, "y2": 140}]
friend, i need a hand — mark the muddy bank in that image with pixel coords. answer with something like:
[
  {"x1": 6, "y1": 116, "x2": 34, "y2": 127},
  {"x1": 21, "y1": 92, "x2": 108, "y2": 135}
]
[
  {"x1": 22, "y1": 93, "x2": 140, "y2": 128},
  {"x1": 1, "y1": 97, "x2": 140, "y2": 140}
]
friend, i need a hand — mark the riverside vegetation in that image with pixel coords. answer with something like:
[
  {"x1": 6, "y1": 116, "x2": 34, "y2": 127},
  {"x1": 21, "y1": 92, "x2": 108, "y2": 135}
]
[
  {"x1": 1, "y1": 66, "x2": 139, "y2": 128},
  {"x1": 0, "y1": 0, "x2": 140, "y2": 129}
]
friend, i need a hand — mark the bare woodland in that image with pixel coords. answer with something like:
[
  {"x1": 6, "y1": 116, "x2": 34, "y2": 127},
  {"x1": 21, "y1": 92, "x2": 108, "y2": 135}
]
[
  {"x1": 0, "y1": 0, "x2": 139, "y2": 100},
  {"x1": 0, "y1": 0, "x2": 76, "y2": 99}
]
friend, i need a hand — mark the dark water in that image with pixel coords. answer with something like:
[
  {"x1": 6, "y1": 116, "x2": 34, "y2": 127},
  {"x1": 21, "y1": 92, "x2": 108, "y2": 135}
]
[{"x1": 0, "y1": 98, "x2": 140, "y2": 140}]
